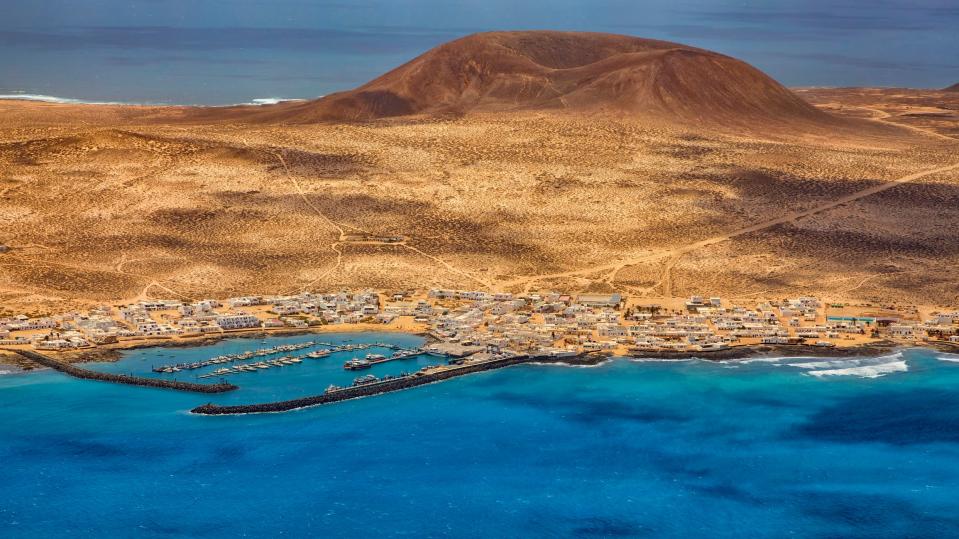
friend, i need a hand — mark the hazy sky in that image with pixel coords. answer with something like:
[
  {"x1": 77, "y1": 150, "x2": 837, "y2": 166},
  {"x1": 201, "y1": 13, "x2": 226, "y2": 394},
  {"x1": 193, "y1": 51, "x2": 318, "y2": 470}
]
[{"x1": 2, "y1": 0, "x2": 958, "y2": 104}]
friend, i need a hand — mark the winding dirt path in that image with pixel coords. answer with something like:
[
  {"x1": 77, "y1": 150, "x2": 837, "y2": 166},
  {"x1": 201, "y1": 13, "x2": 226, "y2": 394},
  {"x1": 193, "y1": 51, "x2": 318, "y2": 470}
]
[
  {"x1": 258, "y1": 142, "x2": 492, "y2": 292},
  {"x1": 497, "y1": 161, "x2": 959, "y2": 291},
  {"x1": 852, "y1": 106, "x2": 957, "y2": 142}
]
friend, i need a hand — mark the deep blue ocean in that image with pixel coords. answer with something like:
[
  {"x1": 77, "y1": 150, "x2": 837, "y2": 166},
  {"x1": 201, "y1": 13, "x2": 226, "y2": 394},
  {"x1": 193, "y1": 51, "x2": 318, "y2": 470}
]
[
  {"x1": 3, "y1": 1, "x2": 958, "y2": 104},
  {"x1": 3, "y1": 333, "x2": 959, "y2": 538}
]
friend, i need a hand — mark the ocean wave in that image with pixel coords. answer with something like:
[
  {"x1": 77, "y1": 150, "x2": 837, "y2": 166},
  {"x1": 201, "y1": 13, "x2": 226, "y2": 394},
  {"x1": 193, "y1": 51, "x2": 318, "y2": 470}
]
[
  {"x1": 805, "y1": 360, "x2": 908, "y2": 378},
  {"x1": 527, "y1": 359, "x2": 613, "y2": 369},
  {"x1": 936, "y1": 353, "x2": 959, "y2": 363},
  {"x1": 0, "y1": 93, "x2": 128, "y2": 105},
  {"x1": 734, "y1": 355, "x2": 822, "y2": 364},
  {"x1": 0, "y1": 93, "x2": 310, "y2": 107},
  {"x1": 245, "y1": 97, "x2": 306, "y2": 106},
  {"x1": 790, "y1": 353, "x2": 907, "y2": 378},
  {"x1": 628, "y1": 357, "x2": 698, "y2": 363}
]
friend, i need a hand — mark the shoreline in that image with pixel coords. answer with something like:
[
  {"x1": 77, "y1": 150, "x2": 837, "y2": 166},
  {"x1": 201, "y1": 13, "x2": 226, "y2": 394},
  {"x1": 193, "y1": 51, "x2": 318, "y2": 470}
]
[
  {"x1": 5, "y1": 326, "x2": 956, "y2": 372},
  {"x1": 0, "y1": 95, "x2": 306, "y2": 108},
  {"x1": 186, "y1": 341, "x2": 953, "y2": 416},
  {"x1": 1, "y1": 324, "x2": 430, "y2": 370},
  {"x1": 5, "y1": 333, "x2": 955, "y2": 414},
  {"x1": 627, "y1": 340, "x2": 905, "y2": 362},
  {"x1": 4, "y1": 349, "x2": 237, "y2": 393}
]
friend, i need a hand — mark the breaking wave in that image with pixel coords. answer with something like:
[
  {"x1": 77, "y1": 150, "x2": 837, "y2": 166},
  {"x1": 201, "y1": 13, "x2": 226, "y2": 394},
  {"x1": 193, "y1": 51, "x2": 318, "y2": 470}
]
[
  {"x1": 790, "y1": 353, "x2": 908, "y2": 378},
  {"x1": 245, "y1": 97, "x2": 306, "y2": 106},
  {"x1": 0, "y1": 93, "x2": 126, "y2": 104},
  {"x1": 628, "y1": 357, "x2": 698, "y2": 363},
  {"x1": 528, "y1": 359, "x2": 613, "y2": 369},
  {"x1": 0, "y1": 93, "x2": 310, "y2": 107},
  {"x1": 936, "y1": 353, "x2": 959, "y2": 363}
]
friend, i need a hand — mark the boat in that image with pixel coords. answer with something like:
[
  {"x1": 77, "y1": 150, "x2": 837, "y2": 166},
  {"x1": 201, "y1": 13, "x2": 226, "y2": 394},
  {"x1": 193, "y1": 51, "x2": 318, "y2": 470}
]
[
  {"x1": 352, "y1": 374, "x2": 378, "y2": 386},
  {"x1": 365, "y1": 354, "x2": 386, "y2": 361},
  {"x1": 344, "y1": 358, "x2": 372, "y2": 370}
]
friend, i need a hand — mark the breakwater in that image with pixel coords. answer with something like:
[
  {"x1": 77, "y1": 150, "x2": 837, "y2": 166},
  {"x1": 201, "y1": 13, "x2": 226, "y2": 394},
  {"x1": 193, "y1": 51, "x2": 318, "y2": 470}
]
[
  {"x1": 5, "y1": 349, "x2": 237, "y2": 393},
  {"x1": 192, "y1": 355, "x2": 531, "y2": 415}
]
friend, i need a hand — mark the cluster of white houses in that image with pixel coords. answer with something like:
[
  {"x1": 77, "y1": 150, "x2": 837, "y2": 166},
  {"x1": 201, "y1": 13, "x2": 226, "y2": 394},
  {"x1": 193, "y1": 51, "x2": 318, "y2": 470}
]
[
  {"x1": 424, "y1": 291, "x2": 959, "y2": 355},
  {"x1": 2, "y1": 291, "x2": 384, "y2": 350},
  {"x1": 2, "y1": 289, "x2": 958, "y2": 353}
]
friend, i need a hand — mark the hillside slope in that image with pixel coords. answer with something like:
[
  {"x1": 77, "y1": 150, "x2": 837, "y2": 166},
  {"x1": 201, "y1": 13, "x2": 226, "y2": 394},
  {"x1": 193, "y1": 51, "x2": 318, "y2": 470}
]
[{"x1": 254, "y1": 31, "x2": 839, "y2": 130}]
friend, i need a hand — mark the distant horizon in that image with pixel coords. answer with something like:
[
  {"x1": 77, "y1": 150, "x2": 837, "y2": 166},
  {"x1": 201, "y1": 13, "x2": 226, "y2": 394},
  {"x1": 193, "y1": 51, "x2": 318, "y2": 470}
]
[{"x1": 2, "y1": 1, "x2": 958, "y2": 105}]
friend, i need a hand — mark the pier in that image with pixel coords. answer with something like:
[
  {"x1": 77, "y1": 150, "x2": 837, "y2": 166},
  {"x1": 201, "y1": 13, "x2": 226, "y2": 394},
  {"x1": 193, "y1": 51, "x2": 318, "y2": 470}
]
[
  {"x1": 192, "y1": 354, "x2": 532, "y2": 415},
  {"x1": 6, "y1": 349, "x2": 237, "y2": 394},
  {"x1": 151, "y1": 340, "x2": 323, "y2": 373},
  {"x1": 192, "y1": 343, "x2": 420, "y2": 377},
  {"x1": 149, "y1": 342, "x2": 402, "y2": 373},
  {"x1": 343, "y1": 349, "x2": 421, "y2": 370}
]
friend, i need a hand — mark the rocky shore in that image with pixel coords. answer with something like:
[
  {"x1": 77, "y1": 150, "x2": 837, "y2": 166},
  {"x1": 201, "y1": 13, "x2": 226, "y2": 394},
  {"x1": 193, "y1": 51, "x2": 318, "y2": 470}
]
[
  {"x1": 628, "y1": 340, "x2": 902, "y2": 361},
  {"x1": 4, "y1": 349, "x2": 237, "y2": 393},
  {"x1": 2, "y1": 326, "x2": 429, "y2": 369}
]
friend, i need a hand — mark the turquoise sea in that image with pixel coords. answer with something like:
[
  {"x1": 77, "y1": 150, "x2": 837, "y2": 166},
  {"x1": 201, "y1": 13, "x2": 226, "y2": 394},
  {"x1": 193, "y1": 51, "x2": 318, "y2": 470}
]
[{"x1": 3, "y1": 333, "x2": 959, "y2": 538}]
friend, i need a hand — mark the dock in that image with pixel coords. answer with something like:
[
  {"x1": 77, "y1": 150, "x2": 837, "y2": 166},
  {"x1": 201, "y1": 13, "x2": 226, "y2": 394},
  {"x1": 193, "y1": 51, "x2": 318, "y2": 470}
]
[
  {"x1": 343, "y1": 349, "x2": 421, "y2": 370},
  {"x1": 192, "y1": 354, "x2": 531, "y2": 415},
  {"x1": 5, "y1": 349, "x2": 237, "y2": 394},
  {"x1": 151, "y1": 340, "x2": 322, "y2": 373}
]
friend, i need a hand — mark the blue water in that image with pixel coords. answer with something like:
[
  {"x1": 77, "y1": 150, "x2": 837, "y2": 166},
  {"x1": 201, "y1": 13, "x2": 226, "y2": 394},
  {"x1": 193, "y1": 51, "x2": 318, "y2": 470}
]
[
  {"x1": 3, "y1": 335, "x2": 959, "y2": 538},
  {"x1": 3, "y1": 1, "x2": 958, "y2": 104}
]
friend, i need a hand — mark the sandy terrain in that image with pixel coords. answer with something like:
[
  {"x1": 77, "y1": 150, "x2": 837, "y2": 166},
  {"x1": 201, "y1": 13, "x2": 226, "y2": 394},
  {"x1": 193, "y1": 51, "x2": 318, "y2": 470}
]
[
  {"x1": 1, "y1": 35, "x2": 958, "y2": 313},
  {"x1": 2, "y1": 97, "x2": 956, "y2": 313}
]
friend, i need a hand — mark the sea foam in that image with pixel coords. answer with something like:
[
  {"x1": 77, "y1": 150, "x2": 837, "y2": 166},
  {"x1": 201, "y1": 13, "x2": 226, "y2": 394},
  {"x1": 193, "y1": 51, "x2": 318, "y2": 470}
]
[
  {"x1": 790, "y1": 353, "x2": 908, "y2": 378},
  {"x1": 0, "y1": 93, "x2": 127, "y2": 105},
  {"x1": 246, "y1": 97, "x2": 306, "y2": 105},
  {"x1": 936, "y1": 353, "x2": 959, "y2": 363},
  {"x1": 0, "y1": 93, "x2": 308, "y2": 107}
]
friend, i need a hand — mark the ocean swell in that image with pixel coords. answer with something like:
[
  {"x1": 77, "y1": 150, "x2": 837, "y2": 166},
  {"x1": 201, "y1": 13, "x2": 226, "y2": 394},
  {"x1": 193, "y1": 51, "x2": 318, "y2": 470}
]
[
  {"x1": 790, "y1": 353, "x2": 908, "y2": 378},
  {"x1": 0, "y1": 93, "x2": 128, "y2": 105},
  {"x1": 936, "y1": 353, "x2": 959, "y2": 363},
  {"x1": 0, "y1": 93, "x2": 309, "y2": 106}
]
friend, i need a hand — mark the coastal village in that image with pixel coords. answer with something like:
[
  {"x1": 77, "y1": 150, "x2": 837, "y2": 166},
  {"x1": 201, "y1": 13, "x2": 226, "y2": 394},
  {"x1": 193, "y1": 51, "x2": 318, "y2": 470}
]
[{"x1": 2, "y1": 290, "x2": 958, "y2": 364}]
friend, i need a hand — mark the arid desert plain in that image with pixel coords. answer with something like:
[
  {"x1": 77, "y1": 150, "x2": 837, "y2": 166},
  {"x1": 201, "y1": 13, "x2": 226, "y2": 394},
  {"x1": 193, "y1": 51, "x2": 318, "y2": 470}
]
[{"x1": 2, "y1": 33, "x2": 959, "y2": 317}]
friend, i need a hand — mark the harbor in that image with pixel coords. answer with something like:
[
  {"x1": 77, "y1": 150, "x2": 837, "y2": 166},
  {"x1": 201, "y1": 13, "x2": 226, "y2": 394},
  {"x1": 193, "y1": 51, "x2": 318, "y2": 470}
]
[
  {"x1": 192, "y1": 352, "x2": 533, "y2": 415},
  {"x1": 343, "y1": 348, "x2": 422, "y2": 370},
  {"x1": 4, "y1": 348, "x2": 237, "y2": 393},
  {"x1": 147, "y1": 340, "x2": 422, "y2": 379},
  {"x1": 151, "y1": 340, "x2": 330, "y2": 373},
  {"x1": 5, "y1": 332, "x2": 465, "y2": 402}
]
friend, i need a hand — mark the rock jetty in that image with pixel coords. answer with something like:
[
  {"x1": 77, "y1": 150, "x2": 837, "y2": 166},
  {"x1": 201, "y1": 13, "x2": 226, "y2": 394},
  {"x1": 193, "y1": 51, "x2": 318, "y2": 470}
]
[{"x1": 6, "y1": 349, "x2": 237, "y2": 393}]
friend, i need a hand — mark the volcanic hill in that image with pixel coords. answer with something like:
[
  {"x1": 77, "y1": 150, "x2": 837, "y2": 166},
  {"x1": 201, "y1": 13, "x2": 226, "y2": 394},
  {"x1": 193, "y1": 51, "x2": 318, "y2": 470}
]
[{"x1": 253, "y1": 31, "x2": 839, "y2": 130}]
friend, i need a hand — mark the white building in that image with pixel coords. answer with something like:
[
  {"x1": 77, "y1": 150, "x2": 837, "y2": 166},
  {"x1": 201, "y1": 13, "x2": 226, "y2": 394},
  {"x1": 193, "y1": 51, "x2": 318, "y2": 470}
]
[{"x1": 215, "y1": 313, "x2": 261, "y2": 330}]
